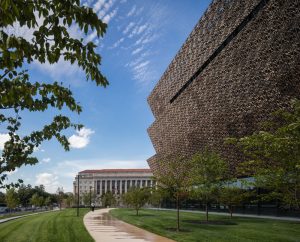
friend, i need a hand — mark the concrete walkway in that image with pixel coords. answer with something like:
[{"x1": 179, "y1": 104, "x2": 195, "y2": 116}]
[
  {"x1": 149, "y1": 208, "x2": 300, "y2": 222},
  {"x1": 84, "y1": 208, "x2": 175, "y2": 242}
]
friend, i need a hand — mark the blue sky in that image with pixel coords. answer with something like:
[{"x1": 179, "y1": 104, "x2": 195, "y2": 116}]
[{"x1": 1, "y1": 0, "x2": 211, "y2": 192}]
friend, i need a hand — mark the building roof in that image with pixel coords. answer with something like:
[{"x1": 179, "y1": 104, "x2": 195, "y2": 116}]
[{"x1": 79, "y1": 169, "x2": 152, "y2": 174}]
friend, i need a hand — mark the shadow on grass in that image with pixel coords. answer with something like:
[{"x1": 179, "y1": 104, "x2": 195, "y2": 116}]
[
  {"x1": 128, "y1": 214, "x2": 156, "y2": 217},
  {"x1": 166, "y1": 228, "x2": 192, "y2": 232},
  {"x1": 183, "y1": 220, "x2": 237, "y2": 225}
]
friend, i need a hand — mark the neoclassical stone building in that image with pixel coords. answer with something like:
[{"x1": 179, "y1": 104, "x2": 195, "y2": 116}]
[
  {"x1": 147, "y1": 0, "x2": 300, "y2": 172},
  {"x1": 73, "y1": 169, "x2": 153, "y2": 204}
]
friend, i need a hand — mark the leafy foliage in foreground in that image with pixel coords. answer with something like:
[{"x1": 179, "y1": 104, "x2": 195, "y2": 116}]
[{"x1": 0, "y1": 0, "x2": 107, "y2": 187}]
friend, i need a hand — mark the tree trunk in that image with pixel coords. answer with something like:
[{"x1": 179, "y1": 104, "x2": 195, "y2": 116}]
[
  {"x1": 229, "y1": 205, "x2": 233, "y2": 219},
  {"x1": 136, "y1": 208, "x2": 139, "y2": 216},
  {"x1": 206, "y1": 202, "x2": 208, "y2": 222},
  {"x1": 176, "y1": 195, "x2": 180, "y2": 232}
]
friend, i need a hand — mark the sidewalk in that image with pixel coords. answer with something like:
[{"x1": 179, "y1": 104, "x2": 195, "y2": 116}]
[
  {"x1": 149, "y1": 208, "x2": 300, "y2": 222},
  {"x1": 0, "y1": 209, "x2": 59, "y2": 224},
  {"x1": 84, "y1": 208, "x2": 175, "y2": 242}
]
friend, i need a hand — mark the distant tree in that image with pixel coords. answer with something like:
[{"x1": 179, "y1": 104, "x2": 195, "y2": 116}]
[
  {"x1": 17, "y1": 184, "x2": 32, "y2": 207},
  {"x1": 191, "y1": 150, "x2": 229, "y2": 222},
  {"x1": 5, "y1": 188, "x2": 19, "y2": 212},
  {"x1": 154, "y1": 155, "x2": 193, "y2": 232},
  {"x1": 65, "y1": 193, "x2": 74, "y2": 208},
  {"x1": 122, "y1": 187, "x2": 150, "y2": 216},
  {"x1": 101, "y1": 192, "x2": 116, "y2": 208},
  {"x1": 82, "y1": 192, "x2": 90, "y2": 206},
  {"x1": 0, "y1": 0, "x2": 108, "y2": 189},
  {"x1": 30, "y1": 193, "x2": 40, "y2": 208},
  {"x1": 227, "y1": 99, "x2": 300, "y2": 209},
  {"x1": 44, "y1": 197, "x2": 52, "y2": 209},
  {"x1": 0, "y1": 191, "x2": 5, "y2": 204},
  {"x1": 56, "y1": 187, "x2": 64, "y2": 209},
  {"x1": 37, "y1": 196, "x2": 44, "y2": 207}
]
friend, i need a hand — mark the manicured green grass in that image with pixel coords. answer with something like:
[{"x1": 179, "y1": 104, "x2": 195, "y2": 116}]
[
  {"x1": 110, "y1": 209, "x2": 300, "y2": 242},
  {"x1": 0, "y1": 208, "x2": 93, "y2": 242}
]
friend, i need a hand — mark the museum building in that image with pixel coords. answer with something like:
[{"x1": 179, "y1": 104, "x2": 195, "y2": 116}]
[{"x1": 147, "y1": 0, "x2": 300, "y2": 172}]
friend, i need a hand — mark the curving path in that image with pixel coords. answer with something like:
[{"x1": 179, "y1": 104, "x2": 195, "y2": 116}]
[{"x1": 83, "y1": 208, "x2": 175, "y2": 242}]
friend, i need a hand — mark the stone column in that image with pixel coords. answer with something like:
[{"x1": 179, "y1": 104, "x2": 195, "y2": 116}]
[
  {"x1": 100, "y1": 180, "x2": 102, "y2": 195},
  {"x1": 110, "y1": 179, "x2": 112, "y2": 192},
  {"x1": 125, "y1": 179, "x2": 128, "y2": 193}
]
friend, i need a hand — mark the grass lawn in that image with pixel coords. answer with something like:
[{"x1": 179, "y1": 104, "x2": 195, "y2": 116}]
[
  {"x1": 110, "y1": 209, "x2": 300, "y2": 242},
  {"x1": 0, "y1": 208, "x2": 93, "y2": 242}
]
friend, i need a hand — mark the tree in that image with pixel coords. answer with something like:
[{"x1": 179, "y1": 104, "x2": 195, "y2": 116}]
[
  {"x1": 56, "y1": 187, "x2": 64, "y2": 209},
  {"x1": 101, "y1": 192, "x2": 116, "y2": 208},
  {"x1": 17, "y1": 184, "x2": 32, "y2": 207},
  {"x1": 0, "y1": 0, "x2": 108, "y2": 188},
  {"x1": 30, "y1": 193, "x2": 40, "y2": 208},
  {"x1": 0, "y1": 191, "x2": 5, "y2": 204},
  {"x1": 82, "y1": 192, "x2": 90, "y2": 206},
  {"x1": 191, "y1": 150, "x2": 229, "y2": 222},
  {"x1": 149, "y1": 187, "x2": 166, "y2": 209},
  {"x1": 44, "y1": 196, "x2": 52, "y2": 209},
  {"x1": 37, "y1": 195, "x2": 44, "y2": 207},
  {"x1": 122, "y1": 187, "x2": 150, "y2": 216},
  {"x1": 5, "y1": 188, "x2": 19, "y2": 212},
  {"x1": 219, "y1": 184, "x2": 251, "y2": 218},
  {"x1": 227, "y1": 99, "x2": 300, "y2": 209},
  {"x1": 65, "y1": 193, "x2": 74, "y2": 208},
  {"x1": 154, "y1": 155, "x2": 193, "y2": 231}
]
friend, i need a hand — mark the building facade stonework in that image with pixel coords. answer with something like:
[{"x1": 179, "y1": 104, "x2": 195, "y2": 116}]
[
  {"x1": 73, "y1": 169, "x2": 153, "y2": 205},
  {"x1": 147, "y1": 0, "x2": 300, "y2": 172}
]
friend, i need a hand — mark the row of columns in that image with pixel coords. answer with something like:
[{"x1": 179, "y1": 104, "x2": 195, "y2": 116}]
[{"x1": 95, "y1": 179, "x2": 154, "y2": 195}]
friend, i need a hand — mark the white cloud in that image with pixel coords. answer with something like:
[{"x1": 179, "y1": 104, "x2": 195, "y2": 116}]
[
  {"x1": 93, "y1": 0, "x2": 106, "y2": 13},
  {"x1": 127, "y1": 5, "x2": 136, "y2": 17},
  {"x1": 133, "y1": 60, "x2": 150, "y2": 71},
  {"x1": 36, "y1": 173, "x2": 60, "y2": 193},
  {"x1": 68, "y1": 127, "x2": 95, "y2": 149},
  {"x1": 129, "y1": 24, "x2": 148, "y2": 38},
  {"x1": 0, "y1": 133, "x2": 10, "y2": 150},
  {"x1": 132, "y1": 46, "x2": 143, "y2": 55},
  {"x1": 42, "y1": 157, "x2": 51, "y2": 163},
  {"x1": 109, "y1": 37, "x2": 124, "y2": 49},
  {"x1": 32, "y1": 58, "x2": 83, "y2": 86},
  {"x1": 85, "y1": 30, "x2": 98, "y2": 43},
  {"x1": 123, "y1": 22, "x2": 135, "y2": 34},
  {"x1": 98, "y1": 0, "x2": 115, "y2": 18},
  {"x1": 103, "y1": 8, "x2": 118, "y2": 24}
]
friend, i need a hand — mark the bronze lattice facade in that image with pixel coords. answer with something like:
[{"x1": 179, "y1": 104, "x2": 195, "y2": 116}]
[{"x1": 147, "y1": 0, "x2": 300, "y2": 172}]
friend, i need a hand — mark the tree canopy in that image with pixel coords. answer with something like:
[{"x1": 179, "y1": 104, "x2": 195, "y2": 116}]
[
  {"x1": 0, "y1": 0, "x2": 107, "y2": 188},
  {"x1": 227, "y1": 99, "x2": 300, "y2": 209},
  {"x1": 153, "y1": 154, "x2": 193, "y2": 231},
  {"x1": 122, "y1": 187, "x2": 150, "y2": 216},
  {"x1": 190, "y1": 150, "x2": 229, "y2": 221}
]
